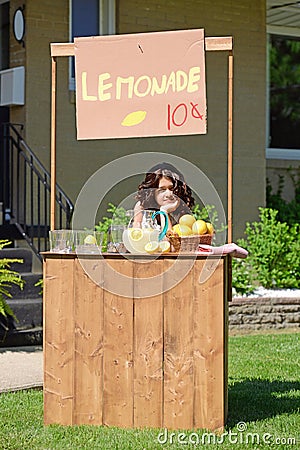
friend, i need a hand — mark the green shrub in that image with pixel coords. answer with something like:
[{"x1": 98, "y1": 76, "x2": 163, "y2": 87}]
[
  {"x1": 232, "y1": 207, "x2": 300, "y2": 294},
  {"x1": 0, "y1": 240, "x2": 24, "y2": 320},
  {"x1": 192, "y1": 203, "x2": 227, "y2": 234},
  {"x1": 266, "y1": 170, "x2": 300, "y2": 225},
  {"x1": 35, "y1": 278, "x2": 43, "y2": 295},
  {"x1": 232, "y1": 256, "x2": 256, "y2": 296}
]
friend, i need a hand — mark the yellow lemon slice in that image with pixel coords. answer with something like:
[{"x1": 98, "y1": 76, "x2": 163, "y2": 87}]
[
  {"x1": 121, "y1": 110, "x2": 147, "y2": 127},
  {"x1": 128, "y1": 228, "x2": 144, "y2": 241},
  {"x1": 84, "y1": 234, "x2": 97, "y2": 245},
  {"x1": 144, "y1": 241, "x2": 159, "y2": 254},
  {"x1": 159, "y1": 241, "x2": 171, "y2": 253}
]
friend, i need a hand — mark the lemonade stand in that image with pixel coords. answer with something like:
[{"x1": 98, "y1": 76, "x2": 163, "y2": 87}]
[{"x1": 43, "y1": 31, "x2": 234, "y2": 431}]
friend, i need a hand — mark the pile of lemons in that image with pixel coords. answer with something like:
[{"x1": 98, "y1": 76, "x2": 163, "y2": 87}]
[{"x1": 172, "y1": 214, "x2": 214, "y2": 237}]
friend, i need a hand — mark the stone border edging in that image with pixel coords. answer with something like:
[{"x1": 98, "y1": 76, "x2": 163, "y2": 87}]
[{"x1": 229, "y1": 297, "x2": 300, "y2": 331}]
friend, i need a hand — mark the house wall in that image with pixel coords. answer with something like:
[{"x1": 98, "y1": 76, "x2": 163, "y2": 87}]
[
  {"x1": 267, "y1": 160, "x2": 300, "y2": 203},
  {"x1": 9, "y1": 0, "x2": 267, "y2": 239}
]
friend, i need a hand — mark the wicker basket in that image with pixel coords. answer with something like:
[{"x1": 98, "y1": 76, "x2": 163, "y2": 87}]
[{"x1": 166, "y1": 231, "x2": 213, "y2": 253}]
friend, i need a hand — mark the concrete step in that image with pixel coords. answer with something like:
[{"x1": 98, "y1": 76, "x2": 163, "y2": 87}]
[
  {"x1": 0, "y1": 246, "x2": 43, "y2": 348},
  {"x1": 7, "y1": 298, "x2": 42, "y2": 329},
  {"x1": 0, "y1": 248, "x2": 33, "y2": 272},
  {"x1": 6, "y1": 272, "x2": 42, "y2": 299},
  {"x1": 0, "y1": 327, "x2": 42, "y2": 348}
]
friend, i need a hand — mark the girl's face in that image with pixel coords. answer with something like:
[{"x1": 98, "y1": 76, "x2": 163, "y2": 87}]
[{"x1": 154, "y1": 176, "x2": 176, "y2": 207}]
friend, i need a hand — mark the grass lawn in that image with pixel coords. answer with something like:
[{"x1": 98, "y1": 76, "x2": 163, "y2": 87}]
[{"x1": 0, "y1": 332, "x2": 299, "y2": 449}]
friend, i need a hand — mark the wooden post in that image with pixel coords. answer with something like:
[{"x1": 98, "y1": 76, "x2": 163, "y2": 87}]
[
  {"x1": 227, "y1": 51, "x2": 234, "y2": 243},
  {"x1": 50, "y1": 56, "x2": 56, "y2": 231},
  {"x1": 50, "y1": 44, "x2": 75, "y2": 230},
  {"x1": 204, "y1": 37, "x2": 234, "y2": 243}
]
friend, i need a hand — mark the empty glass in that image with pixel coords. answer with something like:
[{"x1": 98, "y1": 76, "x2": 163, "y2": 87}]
[
  {"x1": 49, "y1": 230, "x2": 73, "y2": 253},
  {"x1": 107, "y1": 224, "x2": 127, "y2": 253}
]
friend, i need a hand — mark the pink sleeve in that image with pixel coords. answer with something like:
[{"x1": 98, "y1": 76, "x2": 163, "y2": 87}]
[{"x1": 197, "y1": 243, "x2": 248, "y2": 259}]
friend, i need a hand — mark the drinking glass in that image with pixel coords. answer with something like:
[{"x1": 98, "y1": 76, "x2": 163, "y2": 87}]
[
  {"x1": 49, "y1": 229, "x2": 73, "y2": 253},
  {"x1": 107, "y1": 225, "x2": 127, "y2": 253},
  {"x1": 73, "y1": 230, "x2": 103, "y2": 254}
]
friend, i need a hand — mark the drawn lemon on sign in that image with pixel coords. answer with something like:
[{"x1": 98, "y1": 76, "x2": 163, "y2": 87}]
[{"x1": 121, "y1": 110, "x2": 147, "y2": 127}]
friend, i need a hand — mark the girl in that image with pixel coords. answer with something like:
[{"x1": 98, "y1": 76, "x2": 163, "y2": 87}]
[{"x1": 133, "y1": 162, "x2": 195, "y2": 229}]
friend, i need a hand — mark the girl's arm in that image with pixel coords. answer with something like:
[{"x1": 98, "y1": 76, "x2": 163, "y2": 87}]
[{"x1": 132, "y1": 201, "x2": 144, "y2": 228}]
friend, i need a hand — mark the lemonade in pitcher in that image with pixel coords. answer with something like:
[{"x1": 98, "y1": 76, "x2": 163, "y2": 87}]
[{"x1": 122, "y1": 210, "x2": 168, "y2": 254}]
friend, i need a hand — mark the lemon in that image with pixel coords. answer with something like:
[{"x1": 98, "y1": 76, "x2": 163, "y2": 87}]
[
  {"x1": 128, "y1": 228, "x2": 144, "y2": 241},
  {"x1": 206, "y1": 222, "x2": 214, "y2": 235},
  {"x1": 84, "y1": 234, "x2": 97, "y2": 245},
  {"x1": 172, "y1": 224, "x2": 192, "y2": 237},
  {"x1": 144, "y1": 241, "x2": 159, "y2": 253},
  {"x1": 121, "y1": 110, "x2": 147, "y2": 127},
  {"x1": 192, "y1": 220, "x2": 208, "y2": 235},
  {"x1": 179, "y1": 214, "x2": 196, "y2": 228},
  {"x1": 159, "y1": 241, "x2": 171, "y2": 253}
]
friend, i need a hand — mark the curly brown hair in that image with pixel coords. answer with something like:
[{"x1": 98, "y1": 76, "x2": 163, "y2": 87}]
[{"x1": 136, "y1": 162, "x2": 195, "y2": 221}]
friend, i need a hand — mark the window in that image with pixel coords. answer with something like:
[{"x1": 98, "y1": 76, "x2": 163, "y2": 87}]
[
  {"x1": 268, "y1": 34, "x2": 300, "y2": 153},
  {"x1": 266, "y1": 0, "x2": 300, "y2": 159},
  {"x1": 69, "y1": 0, "x2": 115, "y2": 89}
]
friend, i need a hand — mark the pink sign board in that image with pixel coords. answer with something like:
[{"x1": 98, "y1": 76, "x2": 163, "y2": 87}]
[{"x1": 74, "y1": 29, "x2": 207, "y2": 140}]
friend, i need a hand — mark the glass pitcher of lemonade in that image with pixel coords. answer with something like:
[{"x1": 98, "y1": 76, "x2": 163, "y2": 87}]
[{"x1": 123, "y1": 209, "x2": 168, "y2": 254}]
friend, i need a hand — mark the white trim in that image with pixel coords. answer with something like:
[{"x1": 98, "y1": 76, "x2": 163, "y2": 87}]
[
  {"x1": 267, "y1": 25, "x2": 300, "y2": 38},
  {"x1": 266, "y1": 28, "x2": 300, "y2": 156},
  {"x1": 99, "y1": 0, "x2": 116, "y2": 34},
  {"x1": 99, "y1": 0, "x2": 102, "y2": 34},
  {"x1": 266, "y1": 34, "x2": 270, "y2": 149},
  {"x1": 108, "y1": 0, "x2": 116, "y2": 35},
  {"x1": 266, "y1": 148, "x2": 300, "y2": 160},
  {"x1": 69, "y1": 0, "x2": 72, "y2": 42},
  {"x1": 69, "y1": 0, "x2": 73, "y2": 90}
]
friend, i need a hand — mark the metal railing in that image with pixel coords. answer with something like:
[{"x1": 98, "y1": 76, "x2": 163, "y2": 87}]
[{"x1": 1, "y1": 123, "x2": 73, "y2": 260}]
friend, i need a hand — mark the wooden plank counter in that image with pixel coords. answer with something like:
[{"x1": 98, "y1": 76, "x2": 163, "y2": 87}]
[{"x1": 43, "y1": 252, "x2": 231, "y2": 431}]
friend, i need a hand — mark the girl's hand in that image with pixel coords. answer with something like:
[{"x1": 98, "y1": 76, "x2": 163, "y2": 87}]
[{"x1": 160, "y1": 198, "x2": 180, "y2": 214}]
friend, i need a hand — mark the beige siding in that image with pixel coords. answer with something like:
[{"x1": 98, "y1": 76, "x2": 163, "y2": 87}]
[
  {"x1": 267, "y1": 160, "x2": 300, "y2": 203},
  {"x1": 10, "y1": 0, "x2": 266, "y2": 239}
]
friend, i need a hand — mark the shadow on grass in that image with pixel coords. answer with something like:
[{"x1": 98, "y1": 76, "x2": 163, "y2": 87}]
[{"x1": 228, "y1": 378, "x2": 300, "y2": 426}]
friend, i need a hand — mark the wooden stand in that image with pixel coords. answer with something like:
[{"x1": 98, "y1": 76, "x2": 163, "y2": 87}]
[
  {"x1": 43, "y1": 253, "x2": 230, "y2": 431},
  {"x1": 50, "y1": 36, "x2": 233, "y2": 239}
]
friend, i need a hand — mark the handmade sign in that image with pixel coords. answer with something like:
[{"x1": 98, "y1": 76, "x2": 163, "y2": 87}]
[{"x1": 74, "y1": 29, "x2": 207, "y2": 139}]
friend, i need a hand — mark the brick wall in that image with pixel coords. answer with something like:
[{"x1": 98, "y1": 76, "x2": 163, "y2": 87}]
[{"x1": 10, "y1": 0, "x2": 266, "y2": 238}]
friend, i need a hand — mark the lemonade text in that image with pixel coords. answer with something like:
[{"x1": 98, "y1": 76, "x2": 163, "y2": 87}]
[{"x1": 81, "y1": 67, "x2": 201, "y2": 102}]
